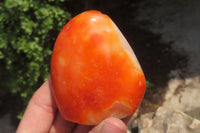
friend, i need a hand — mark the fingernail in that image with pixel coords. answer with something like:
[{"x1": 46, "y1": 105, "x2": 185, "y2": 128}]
[{"x1": 100, "y1": 120, "x2": 126, "y2": 133}]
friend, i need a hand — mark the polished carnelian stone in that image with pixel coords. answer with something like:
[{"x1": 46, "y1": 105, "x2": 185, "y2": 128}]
[{"x1": 51, "y1": 10, "x2": 146, "y2": 125}]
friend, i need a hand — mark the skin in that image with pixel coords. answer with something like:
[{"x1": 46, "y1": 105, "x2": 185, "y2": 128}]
[{"x1": 16, "y1": 77, "x2": 127, "y2": 133}]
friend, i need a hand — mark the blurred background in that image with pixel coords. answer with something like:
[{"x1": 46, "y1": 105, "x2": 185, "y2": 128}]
[{"x1": 0, "y1": 0, "x2": 200, "y2": 132}]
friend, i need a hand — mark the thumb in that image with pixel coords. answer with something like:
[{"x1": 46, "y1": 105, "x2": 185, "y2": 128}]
[{"x1": 89, "y1": 117, "x2": 127, "y2": 133}]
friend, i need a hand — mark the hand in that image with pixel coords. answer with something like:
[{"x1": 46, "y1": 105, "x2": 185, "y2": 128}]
[{"x1": 16, "y1": 77, "x2": 127, "y2": 133}]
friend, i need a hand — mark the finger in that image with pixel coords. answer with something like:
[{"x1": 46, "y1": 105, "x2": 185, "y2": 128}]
[
  {"x1": 89, "y1": 117, "x2": 127, "y2": 133},
  {"x1": 72, "y1": 124, "x2": 94, "y2": 133},
  {"x1": 17, "y1": 77, "x2": 57, "y2": 133},
  {"x1": 50, "y1": 112, "x2": 76, "y2": 133}
]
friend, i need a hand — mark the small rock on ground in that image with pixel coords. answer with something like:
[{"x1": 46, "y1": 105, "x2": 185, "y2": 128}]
[
  {"x1": 138, "y1": 106, "x2": 200, "y2": 133},
  {"x1": 163, "y1": 76, "x2": 200, "y2": 119}
]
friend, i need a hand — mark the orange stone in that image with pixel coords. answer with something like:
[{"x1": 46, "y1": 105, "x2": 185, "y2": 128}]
[{"x1": 51, "y1": 10, "x2": 146, "y2": 125}]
